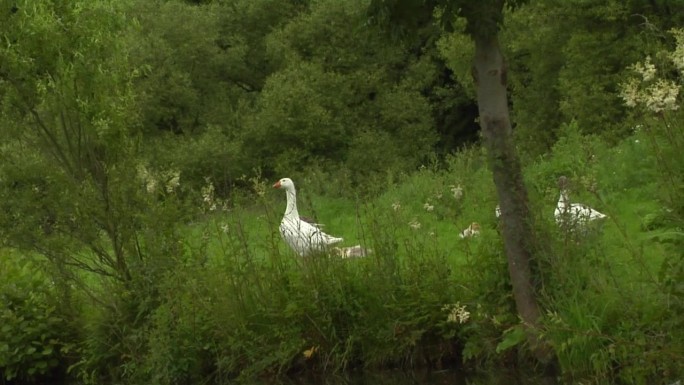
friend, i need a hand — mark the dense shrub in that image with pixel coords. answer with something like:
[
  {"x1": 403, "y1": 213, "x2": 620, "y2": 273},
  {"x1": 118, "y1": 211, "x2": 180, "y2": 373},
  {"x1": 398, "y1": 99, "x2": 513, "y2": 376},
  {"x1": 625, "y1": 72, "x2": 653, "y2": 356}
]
[{"x1": 0, "y1": 253, "x2": 69, "y2": 383}]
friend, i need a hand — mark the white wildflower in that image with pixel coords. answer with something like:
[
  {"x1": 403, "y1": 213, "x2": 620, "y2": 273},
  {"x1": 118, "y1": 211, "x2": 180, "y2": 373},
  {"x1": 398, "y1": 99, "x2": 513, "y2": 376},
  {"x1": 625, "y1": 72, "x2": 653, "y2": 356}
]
[
  {"x1": 137, "y1": 164, "x2": 148, "y2": 179},
  {"x1": 621, "y1": 44, "x2": 682, "y2": 113},
  {"x1": 137, "y1": 164, "x2": 158, "y2": 194},
  {"x1": 137, "y1": 164, "x2": 180, "y2": 195},
  {"x1": 670, "y1": 28, "x2": 684, "y2": 75},
  {"x1": 633, "y1": 55, "x2": 657, "y2": 82},
  {"x1": 450, "y1": 184, "x2": 463, "y2": 200},
  {"x1": 645, "y1": 79, "x2": 680, "y2": 113},
  {"x1": 442, "y1": 302, "x2": 470, "y2": 324},
  {"x1": 201, "y1": 183, "x2": 214, "y2": 204},
  {"x1": 220, "y1": 223, "x2": 229, "y2": 234},
  {"x1": 619, "y1": 79, "x2": 640, "y2": 108},
  {"x1": 408, "y1": 218, "x2": 421, "y2": 230},
  {"x1": 201, "y1": 179, "x2": 217, "y2": 211},
  {"x1": 423, "y1": 202, "x2": 434, "y2": 212},
  {"x1": 165, "y1": 170, "x2": 181, "y2": 193},
  {"x1": 392, "y1": 201, "x2": 401, "y2": 211},
  {"x1": 249, "y1": 175, "x2": 267, "y2": 197},
  {"x1": 146, "y1": 179, "x2": 158, "y2": 194}
]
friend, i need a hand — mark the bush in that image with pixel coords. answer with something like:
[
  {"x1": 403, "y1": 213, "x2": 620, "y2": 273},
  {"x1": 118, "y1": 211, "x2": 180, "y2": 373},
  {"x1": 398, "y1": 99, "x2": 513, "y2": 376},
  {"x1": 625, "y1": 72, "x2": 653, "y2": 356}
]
[{"x1": 0, "y1": 253, "x2": 69, "y2": 383}]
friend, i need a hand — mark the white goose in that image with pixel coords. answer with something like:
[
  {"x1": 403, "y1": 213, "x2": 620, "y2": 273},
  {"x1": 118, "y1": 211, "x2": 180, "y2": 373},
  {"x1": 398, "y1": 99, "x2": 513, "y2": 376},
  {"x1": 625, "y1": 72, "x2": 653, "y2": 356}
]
[
  {"x1": 554, "y1": 176, "x2": 607, "y2": 228},
  {"x1": 273, "y1": 177, "x2": 343, "y2": 256}
]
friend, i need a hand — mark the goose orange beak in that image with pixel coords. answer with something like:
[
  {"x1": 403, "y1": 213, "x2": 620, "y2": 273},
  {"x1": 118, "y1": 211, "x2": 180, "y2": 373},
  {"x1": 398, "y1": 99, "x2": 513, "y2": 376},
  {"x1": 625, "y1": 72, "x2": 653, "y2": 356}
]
[{"x1": 273, "y1": 181, "x2": 281, "y2": 189}]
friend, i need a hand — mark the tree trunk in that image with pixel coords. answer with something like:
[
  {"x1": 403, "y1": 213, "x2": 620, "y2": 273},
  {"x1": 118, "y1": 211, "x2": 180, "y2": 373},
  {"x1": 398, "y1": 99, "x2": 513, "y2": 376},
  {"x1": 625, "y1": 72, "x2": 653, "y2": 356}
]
[{"x1": 472, "y1": 32, "x2": 556, "y2": 371}]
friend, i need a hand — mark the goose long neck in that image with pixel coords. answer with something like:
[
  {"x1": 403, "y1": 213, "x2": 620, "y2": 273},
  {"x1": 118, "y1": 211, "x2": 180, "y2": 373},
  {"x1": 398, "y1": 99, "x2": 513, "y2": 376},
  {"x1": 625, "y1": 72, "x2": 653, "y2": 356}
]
[
  {"x1": 284, "y1": 188, "x2": 299, "y2": 218},
  {"x1": 558, "y1": 190, "x2": 569, "y2": 208}
]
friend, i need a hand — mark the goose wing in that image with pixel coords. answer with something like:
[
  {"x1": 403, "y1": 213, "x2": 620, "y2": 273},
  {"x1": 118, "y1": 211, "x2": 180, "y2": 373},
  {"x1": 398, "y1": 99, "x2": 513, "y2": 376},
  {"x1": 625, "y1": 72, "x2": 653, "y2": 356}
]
[{"x1": 280, "y1": 217, "x2": 343, "y2": 256}]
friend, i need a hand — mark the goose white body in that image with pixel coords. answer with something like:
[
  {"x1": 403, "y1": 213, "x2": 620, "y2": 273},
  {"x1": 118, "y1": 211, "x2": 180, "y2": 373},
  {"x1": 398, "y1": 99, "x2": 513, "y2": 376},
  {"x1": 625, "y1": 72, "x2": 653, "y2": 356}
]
[
  {"x1": 274, "y1": 178, "x2": 343, "y2": 256},
  {"x1": 554, "y1": 193, "x2": 607, "y2": 225},
  {"x1": 554, "y1": 176, "x2": 607, "y2": 228}
]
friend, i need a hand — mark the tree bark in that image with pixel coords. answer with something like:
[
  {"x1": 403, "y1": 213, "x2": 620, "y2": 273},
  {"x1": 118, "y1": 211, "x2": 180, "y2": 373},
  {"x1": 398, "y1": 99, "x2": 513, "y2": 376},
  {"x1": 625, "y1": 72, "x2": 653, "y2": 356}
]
[{"x1": 472, "y1": 32, "x2": 556, "y2": 371}]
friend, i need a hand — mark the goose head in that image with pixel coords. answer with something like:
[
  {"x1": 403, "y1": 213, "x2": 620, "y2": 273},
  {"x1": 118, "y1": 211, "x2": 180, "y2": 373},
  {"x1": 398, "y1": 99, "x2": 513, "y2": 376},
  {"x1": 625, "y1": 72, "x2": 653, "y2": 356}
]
[
  {"x1": 273, "y1": 177, "x2": 295, "y2": 192},
  {"x1": 558, "y1": 175, "x2": 569, "y2": 190}
]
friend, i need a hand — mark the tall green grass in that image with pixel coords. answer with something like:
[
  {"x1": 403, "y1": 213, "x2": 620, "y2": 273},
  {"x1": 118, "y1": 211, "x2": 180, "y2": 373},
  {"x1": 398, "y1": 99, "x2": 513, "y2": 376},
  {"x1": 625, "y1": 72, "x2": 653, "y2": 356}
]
[{"x1": 2, "y1": 118, "x2": 683, "y2": 384}]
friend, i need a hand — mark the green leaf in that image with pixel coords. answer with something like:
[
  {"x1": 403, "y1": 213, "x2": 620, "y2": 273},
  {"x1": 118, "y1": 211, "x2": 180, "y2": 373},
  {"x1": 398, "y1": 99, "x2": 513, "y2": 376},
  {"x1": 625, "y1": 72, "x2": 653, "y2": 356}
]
[
  {"x1": 496, "y1": 324, "x2": 526, "y2": 353},
  {"x1": 642, "y1": 230, "x2": 684, "y2": 244}
]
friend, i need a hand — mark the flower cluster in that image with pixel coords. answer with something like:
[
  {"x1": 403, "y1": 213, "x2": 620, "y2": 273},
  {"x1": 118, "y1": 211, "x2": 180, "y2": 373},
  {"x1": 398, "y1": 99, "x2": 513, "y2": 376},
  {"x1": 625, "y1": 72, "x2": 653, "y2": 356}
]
[
  {"x1": 238, "y1": 172, "x2": 268, "y2": 197},
  {"x1": 442, "y1": 302, "x2": 470, "y2": 324},
  {"x1": 620, "y1": 30, "x2": 684, "y2": 113},
  {"x1": 450, "y1": 184, "x2": 463, "y2": 200},
  {"x1": 201, "y1": 178, "x2": 227, "y2": 212},
  {"x1": 646, "y1": 80, "x2": 679, "y2": 113},
  {"x1": 671, "y1": 28, "x2": 684, "y2": 75},
  {"x1": 137, "y1": 164, "x2": 181, "y2": 195},
  {"x1": 220, "y1": 223, "x2": 229, "y2": 234},
  {"x1": 620, "y1": 77, "x2": 679, "y2": 113},
  {"x1": 137, "y1": 164, "x2": 157, "y2": 194},
  {"x1": 633, "y1": 55, "x2": 657, "y2": 82},
  {"x1": 423, "y1": 202, "x2": 434, "y2": 212},
  {"x1": 408, "y1": 218, "x2": 421, "y2": 230},
  {"x1": 165, "y1": 171, "x2": 181, "y2": 193}
]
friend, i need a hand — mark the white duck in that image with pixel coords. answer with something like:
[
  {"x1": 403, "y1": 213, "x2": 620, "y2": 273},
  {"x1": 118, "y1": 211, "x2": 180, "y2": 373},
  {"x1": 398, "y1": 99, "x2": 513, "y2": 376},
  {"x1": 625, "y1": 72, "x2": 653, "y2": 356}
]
[
  {"x1": 554, "y1": 176, "x2": 607, "y2": 228},
  {"x1": 273, "y1": 177, "x2": 343, "y2": 256}
]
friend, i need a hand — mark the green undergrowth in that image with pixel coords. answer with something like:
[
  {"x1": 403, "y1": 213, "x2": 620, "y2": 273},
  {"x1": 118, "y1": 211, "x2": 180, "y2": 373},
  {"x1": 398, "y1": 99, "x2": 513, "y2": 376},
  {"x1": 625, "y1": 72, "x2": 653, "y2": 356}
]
[
  {"x1": 174, "y1": 118, "x2": 680, "y2": 383},
  {"x1": 133, "y1": 122, "x2": 682, "y2": 383},
  {"x1": 2, "y1": 120, "x2": 683, "y2": 384},
  {"x1": 0, "y1": 252, "x2": 73, "y2": 383}
]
